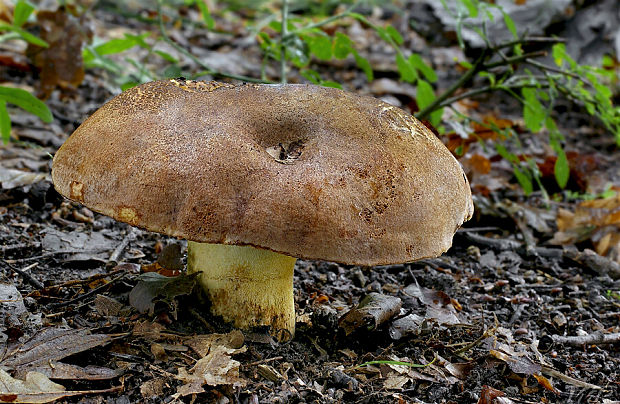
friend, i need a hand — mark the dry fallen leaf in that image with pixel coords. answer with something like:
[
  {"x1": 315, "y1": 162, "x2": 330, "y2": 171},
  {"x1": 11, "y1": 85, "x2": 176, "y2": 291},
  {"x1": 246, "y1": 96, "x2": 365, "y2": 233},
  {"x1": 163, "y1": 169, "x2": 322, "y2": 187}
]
[
  {"x1": 0, "y1": 369, "x2": 121, "y2": 403},
  {"x1": 26, "y1": 7, "x2": 92, "y2": 99},
  {"x1": 551, "y1": 193, "x2": 620, "y2": 263},
  {"x1": 0, "y1": 369, "x2": 66, "y2": 404},
  {"x1": 338, "y1": 293, "x2": 402, "y2": 335},
  {"x1": 0, "y1": 327, "x2": 111, "y2": 375},
  {"x1": 175, "y1": 344, "x2": 247, "y2": 397}
]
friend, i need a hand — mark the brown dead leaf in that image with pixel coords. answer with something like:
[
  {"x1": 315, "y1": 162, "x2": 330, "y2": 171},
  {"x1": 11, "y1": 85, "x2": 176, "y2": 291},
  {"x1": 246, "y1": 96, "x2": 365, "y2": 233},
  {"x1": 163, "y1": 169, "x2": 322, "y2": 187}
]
[
  {"x1": 0, "y1": 327, "x2": 111, "y2": 375},
  {"x1": 338, "y1": 293, "x2": 402, "y2": 335},
  {"x1": 477, "y1": 385, "x2": 506, "y2": 404},
  {"x1": 17, "y1": 362, "x2": 119, "y2": 381},
  {"x1": 0, "y1": 369, "x2": 66, "y2": 403},
  {"x1": 551, "y1": 193, "x2": 620, "y2": 263},
  {"x1": 184, "y1": 330, "x2": 245, "y2": 356},
  {"x1": 175, "y1": 344, "x2": 247, "y2": 397},
  {"x1": 26, "y1": 7, "x2": 92, "y2": 99},
  {"x1": 140, "y1": 377, "x2": 167, "y2": 399},
  {"x1": 132, "y1": 321, "x2": 166, "y2": 341},
  {"x1": 0, "y1": 369, "x2": 121, "y2": 403},
  {"x1": 489, "y1": 349, "x2": 541, "y2": 375},
  {"x1": 533, "y1": 373, "x2": 560, "y2": 394},
  {"x1": 467, "y1": 154, "x2": 492, "y2": 175}
]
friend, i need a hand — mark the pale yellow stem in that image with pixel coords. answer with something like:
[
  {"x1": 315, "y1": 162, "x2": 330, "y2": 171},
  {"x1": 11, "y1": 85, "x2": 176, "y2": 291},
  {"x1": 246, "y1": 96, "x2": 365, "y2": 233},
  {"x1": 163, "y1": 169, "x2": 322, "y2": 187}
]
[{"x1": 187, "y1": 242, "x2": 297, "y2": 340}]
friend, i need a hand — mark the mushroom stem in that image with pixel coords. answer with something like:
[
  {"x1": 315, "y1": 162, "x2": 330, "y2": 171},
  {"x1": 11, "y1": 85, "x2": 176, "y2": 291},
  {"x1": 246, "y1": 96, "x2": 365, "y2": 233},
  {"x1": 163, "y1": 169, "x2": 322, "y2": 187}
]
[{"x1": 187, "y1": 241, "x2": 297, "y2": 340}]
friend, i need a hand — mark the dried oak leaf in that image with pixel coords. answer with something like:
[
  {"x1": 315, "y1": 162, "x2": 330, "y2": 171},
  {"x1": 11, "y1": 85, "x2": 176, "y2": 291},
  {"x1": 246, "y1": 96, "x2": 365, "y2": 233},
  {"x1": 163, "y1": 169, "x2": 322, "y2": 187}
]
[{"x1": 26, "y1": 7, "x2": 92, "y2": 99}]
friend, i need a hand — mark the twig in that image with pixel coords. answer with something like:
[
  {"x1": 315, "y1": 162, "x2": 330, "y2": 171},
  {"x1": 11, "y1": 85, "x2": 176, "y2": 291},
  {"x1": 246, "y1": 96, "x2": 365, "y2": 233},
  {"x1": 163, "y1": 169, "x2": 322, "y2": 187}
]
[
  {"x1": 524, "y1": 58, "x2": 586, "y2": 82},
  {"x1": 1, "y1": 241, "x2": 41, "y2": 253},
  {"x1": 416, "y1": 48, "x2": 489, "y2": 120},
  {"x1": 461, "y1": 232, "x2": 522, "y2": 250},
  {"x1": 434, "y1": 82, "x2": 543, "y2": 110},
  {"x1": 244, "y1": 356, "x2": 284, "y2": 367},
  {"x1": 280, "y1": 0, "x2": 289, "y2": 84},
  {"x1": 563, "y1": 249, "x2": 620, "y2": 280},
  {"x1": 48, "y1": 272, "x2": 128, "y2": 309},
  {"x1": 283, "y1": 1, "x2": 361, "y2": 39},
  {"x1": 107, "y1": 227, "x2": 137, "y2": 268},
  {"x1": 493, "y1": 36, "x2": 565, "y2": 51},
  {"x1": 483, "y1": 51, "x2": 547, "y2": 70},
  {"x1": 548, "y1": 331, "x2": 620, "y2": 347},
  {"x1": 1, "y1": 260, "x2": 44, "y2": 289},
  {"x1": 156, "y1": 1, "x2": 271, "y2": 84},
  {"x1": 462, "y1": 232, "x2": 620, "y2": 279}
]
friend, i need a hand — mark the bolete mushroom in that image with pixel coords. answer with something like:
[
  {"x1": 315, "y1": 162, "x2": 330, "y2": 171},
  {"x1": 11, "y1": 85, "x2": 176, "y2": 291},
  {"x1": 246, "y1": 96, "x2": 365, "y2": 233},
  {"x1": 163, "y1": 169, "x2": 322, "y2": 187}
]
[{"x1": 52, "y1": 79, "x2": 473, "y2": 340}]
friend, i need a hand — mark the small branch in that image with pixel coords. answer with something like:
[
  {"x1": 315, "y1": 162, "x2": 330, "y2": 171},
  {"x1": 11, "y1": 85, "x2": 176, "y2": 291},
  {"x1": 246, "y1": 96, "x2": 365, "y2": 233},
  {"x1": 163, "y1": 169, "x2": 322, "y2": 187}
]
[
  {"x1": 48, "y1": 272, "x2": 128, "y2": 309},
  {"x1": 1, "y1": 242, "x2": 41, "y2": 253},
  {"x1": 549, "y1": 331, "x2": 620, "y2": 347},
  {"x1": 107, "y1": 227, "x2": 137, "y2": 268},
  {"x1": 280, "y1": 0, "x2": 289, "y2": 84},
  {"x1": 434, "y1": 83, "x2": 542, "y2": 110},
  {"x1": 1, "y1": 261, "x2": 44, "y2": 289},
  {"x1": 416, "y1": 48, "x2": 490, "y2": 120},
  {"x1": 483, "y1": 51, "x2": 547, "y2": 70},
  {"x1": 283, "y1": 1, "x2": 361, "y2": 39},
  {"x1": 493, "y1": 36, "x2": 565, "y2": 51},
  {"x1": 524, "y1": 58, "x2": 586, "y2": 82}
]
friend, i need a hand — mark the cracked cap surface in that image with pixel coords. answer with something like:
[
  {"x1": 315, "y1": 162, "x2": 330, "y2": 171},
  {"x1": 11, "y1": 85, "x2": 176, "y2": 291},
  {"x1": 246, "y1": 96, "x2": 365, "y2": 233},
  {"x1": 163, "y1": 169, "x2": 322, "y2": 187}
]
[{"x1": 52, "y1": 79, "x2": 473, "y2": 265}]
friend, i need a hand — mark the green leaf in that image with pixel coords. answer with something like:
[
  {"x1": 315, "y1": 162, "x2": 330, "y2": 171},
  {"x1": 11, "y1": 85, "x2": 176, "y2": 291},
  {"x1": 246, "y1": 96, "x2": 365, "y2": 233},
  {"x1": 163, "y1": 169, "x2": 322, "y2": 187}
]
[
  {"x1": 154, "y1": 50, "x2": 178, "y2": 63},
  {"x1": 301, "y1": 69, "x2": 321, "y2": 84},
  {"x1": 554, "y1": 148, "x2": 569, "y2": 189},
  {"x1": 552, "y1": 43, "x2": 566, "y2": 67},
  {"x1": 353, "y1": 50, "x2": 373, "y2": 82},
  {"x1": 396, "y1": 53, "x2": 416, "y2": 83},
  {"x1": 459, "y1": 60, "x2": 473, "y2": 69},
  {"x1": 501, "y1": 10, "x2": 518, "y2": 39},
  {"x1": 513, "y1": 166, "x2": 533, "y2": 195},
  {"x1": 121, "y1": 81, "x2": 140, "y2": 91},
  {"x1": 374, "y1": 26, "x2": 392, "y2": 44},
  {"x1": 385, "y1": 25, "x2": 403, "y2": 45},
  {"x1": 304, "y1": 34, "x2": 332, "y2": 60},
  {"x1": 94, "y1": 34, "x2": 149, "y2": 56},
  {"x1": 522, "y1": 87, "x2": 545, "y2": 132},
  {"x1": 321, "y1": 80, "x2": 342, "y2": 89},
  {"x1": 195, "y1": 0, "x2": 215, "y2": 30},
  {"x1": 416, "y1": 80, "x2": 441, "y2": 126},
  {"x1": 0, "y1": 22, "x2": 48, "y2": 47},
  {"x1": 409, "y1": 54, "x2": 437, "y2": 82},
  {"x1": 333, "y1": 32, "x2": 352, "y2": 59},
  {"x1": 461, "y1": 0, "x2": 479, "y2": 17},
  {"x1": 0, "y1": 100, "x2": 11, "y2": 144},
  {"x1": 0, "y1": 86, "x2": 52, "y2": 123},
  {"x1": 13, "y1": 0, "x2": 35, "y2": 28}
]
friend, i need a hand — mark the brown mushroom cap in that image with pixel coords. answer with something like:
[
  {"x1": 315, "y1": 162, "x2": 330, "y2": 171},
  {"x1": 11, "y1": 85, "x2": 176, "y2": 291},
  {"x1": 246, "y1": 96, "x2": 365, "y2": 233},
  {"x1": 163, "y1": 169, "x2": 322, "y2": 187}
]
[{"x1": 52, "y1": 79, "x2": 473, "y2": 265}]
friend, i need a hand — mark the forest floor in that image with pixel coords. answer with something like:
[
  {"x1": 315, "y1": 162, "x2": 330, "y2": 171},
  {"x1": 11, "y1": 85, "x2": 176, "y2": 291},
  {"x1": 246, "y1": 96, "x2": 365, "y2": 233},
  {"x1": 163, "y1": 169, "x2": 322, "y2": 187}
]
[{"x1": 1, "y1": 2, "x2": 619, "y2": 403}]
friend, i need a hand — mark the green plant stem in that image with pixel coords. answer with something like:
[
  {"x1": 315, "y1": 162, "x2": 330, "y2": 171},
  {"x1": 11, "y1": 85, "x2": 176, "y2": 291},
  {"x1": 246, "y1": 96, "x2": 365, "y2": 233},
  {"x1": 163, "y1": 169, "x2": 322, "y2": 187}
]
[
  {"x1": 493, "y1": 36, "x2": 564, "y2": 51},
  {"x1": 156, "y1": 1, "x2": 271, "y2": 84},
  {"x1": 483, "y1": 50, "x2": 547, "y2": 70},
  {"x1": 525, "y1": 58, "x2": 588, "y2": 83},
  {"x1": 435, "y1": 83, "x2": 543, "y2": 110},
  {"x1": 283, "y1": 1, "x2": 361, "y2": 39},
  {"x1": 416, "y1": 49, "x2": 489, "y2": 120},
  {"x1": 280, "y1": 0, "x2": 289, "y2": 84}
]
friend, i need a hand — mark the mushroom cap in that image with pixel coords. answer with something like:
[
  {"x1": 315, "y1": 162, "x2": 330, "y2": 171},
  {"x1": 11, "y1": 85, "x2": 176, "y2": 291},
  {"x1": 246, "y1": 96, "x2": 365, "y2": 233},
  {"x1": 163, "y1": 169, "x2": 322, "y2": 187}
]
[{"x1": 52, "y1": 79, "x2": 473, "y2": 265}]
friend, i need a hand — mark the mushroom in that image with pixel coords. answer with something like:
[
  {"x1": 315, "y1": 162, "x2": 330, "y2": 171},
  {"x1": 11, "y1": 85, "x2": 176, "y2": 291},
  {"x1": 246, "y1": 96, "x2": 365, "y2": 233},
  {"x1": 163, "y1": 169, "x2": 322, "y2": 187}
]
[{"x1": 52, "y1": 79, "x2": 473, "y2": 340}]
